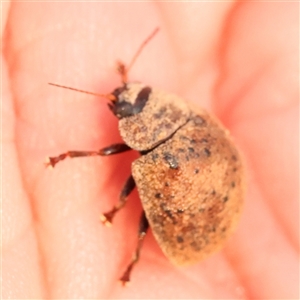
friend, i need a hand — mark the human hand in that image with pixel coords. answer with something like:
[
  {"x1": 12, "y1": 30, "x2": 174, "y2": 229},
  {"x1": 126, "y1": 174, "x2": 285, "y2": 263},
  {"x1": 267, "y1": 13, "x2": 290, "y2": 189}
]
[{"x1": 2, "y1": 2, "x2": 299, "y2": 299}]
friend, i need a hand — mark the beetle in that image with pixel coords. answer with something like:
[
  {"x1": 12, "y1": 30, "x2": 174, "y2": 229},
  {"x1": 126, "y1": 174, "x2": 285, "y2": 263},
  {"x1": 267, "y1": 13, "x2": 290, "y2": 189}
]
[{"x1": 46, "y1": 28, "x2": 245, "y2": 285}]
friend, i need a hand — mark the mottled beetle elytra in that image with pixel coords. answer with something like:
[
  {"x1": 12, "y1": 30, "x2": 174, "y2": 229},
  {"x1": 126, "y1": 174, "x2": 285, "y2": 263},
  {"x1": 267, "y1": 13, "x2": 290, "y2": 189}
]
[{"x1": 47, "y1": 27, "x2": 245, "y2": 285}]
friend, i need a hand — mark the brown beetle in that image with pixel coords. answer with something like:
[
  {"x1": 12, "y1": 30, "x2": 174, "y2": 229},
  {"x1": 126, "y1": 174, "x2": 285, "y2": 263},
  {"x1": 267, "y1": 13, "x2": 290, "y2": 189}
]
[{"x1": 47, "y1": 28, "x2": 245, "y2": 285}]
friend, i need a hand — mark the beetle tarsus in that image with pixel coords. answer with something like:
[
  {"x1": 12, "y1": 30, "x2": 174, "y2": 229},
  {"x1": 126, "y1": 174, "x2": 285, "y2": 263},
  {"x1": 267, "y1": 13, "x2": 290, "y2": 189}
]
[
  {"x1": 100, "y1": 212, "x2": 114, "y2": 227},
  {"x1": 119, "y1": 266, "x2": 132, "y2": 286},
  {"x1": 45, "y1": 155, "x2": 66, "y2": 168},
  {"x1": 45, "y1": 157, "x2": 54, "y2": 168}
]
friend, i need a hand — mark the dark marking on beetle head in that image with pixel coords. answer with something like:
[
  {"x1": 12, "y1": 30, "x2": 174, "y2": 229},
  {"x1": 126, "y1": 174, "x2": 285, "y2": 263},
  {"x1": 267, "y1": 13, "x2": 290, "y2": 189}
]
[{"x1": 109, "y1": 86, "x2": 152, "y2": 119}]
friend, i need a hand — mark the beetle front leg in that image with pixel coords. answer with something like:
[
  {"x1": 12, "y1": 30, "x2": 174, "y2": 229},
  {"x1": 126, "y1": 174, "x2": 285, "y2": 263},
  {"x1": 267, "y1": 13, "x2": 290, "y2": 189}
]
[{"x1": 45, "y1": 143, "x2": 132, "y2": 168}]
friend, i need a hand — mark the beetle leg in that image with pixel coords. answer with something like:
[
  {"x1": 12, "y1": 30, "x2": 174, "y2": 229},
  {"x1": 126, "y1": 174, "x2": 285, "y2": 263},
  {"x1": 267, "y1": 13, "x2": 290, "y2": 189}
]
[
  {"x1": 119, "y1": 211, "x2": 149, "y2": 286},
  {"x1": 45, "y1": 143, "x2": 131, "y2": 168},
  {"x1": 100, "y1": 175, "x2": 135, "y2": 226}
]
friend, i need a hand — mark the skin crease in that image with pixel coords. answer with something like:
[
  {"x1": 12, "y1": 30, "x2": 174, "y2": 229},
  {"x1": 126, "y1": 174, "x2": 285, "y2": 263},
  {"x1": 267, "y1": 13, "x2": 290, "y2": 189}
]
[{"x1": 2, "y1": 1, "x2": 299, "y2": 299}]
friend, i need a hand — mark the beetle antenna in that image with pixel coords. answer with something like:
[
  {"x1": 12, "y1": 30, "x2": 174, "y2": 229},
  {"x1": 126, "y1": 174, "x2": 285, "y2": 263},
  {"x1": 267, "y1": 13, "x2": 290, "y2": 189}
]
[
  {"x1": 127, "y1": 27, "x2": 160, "y2": 72},
  {"x1": 49, "y1": 28, "x2": 160, "y2": 95},
  {"x1": 117, "y1": 27, "x2": 160, "y2": 84},
  {"x1": 48, "y1": 83, "x2": 116, "y2": 101}
]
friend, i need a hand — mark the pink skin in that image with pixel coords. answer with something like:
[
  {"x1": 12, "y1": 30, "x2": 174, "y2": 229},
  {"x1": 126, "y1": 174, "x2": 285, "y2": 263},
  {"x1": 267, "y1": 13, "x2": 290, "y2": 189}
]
[{"x1": 2, "y1": 2, "x2": 299, "y2": 299}]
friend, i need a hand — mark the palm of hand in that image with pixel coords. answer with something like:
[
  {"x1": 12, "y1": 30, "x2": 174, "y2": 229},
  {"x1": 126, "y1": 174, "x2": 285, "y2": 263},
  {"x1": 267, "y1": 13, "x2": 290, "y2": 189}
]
[{"x1": 2, "y1": 2, "x2": 299, "y2": 299}]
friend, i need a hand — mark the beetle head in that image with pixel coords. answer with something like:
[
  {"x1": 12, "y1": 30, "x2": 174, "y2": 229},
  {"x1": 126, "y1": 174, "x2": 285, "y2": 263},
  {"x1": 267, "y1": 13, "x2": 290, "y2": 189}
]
[{"x1": 108, "y1": 83, "x2": 151, "y2": 119}]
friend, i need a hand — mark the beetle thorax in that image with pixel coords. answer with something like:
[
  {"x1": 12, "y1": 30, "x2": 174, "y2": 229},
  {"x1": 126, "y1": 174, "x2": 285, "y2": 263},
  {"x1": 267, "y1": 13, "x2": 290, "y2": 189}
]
[{"x1": 117, "y1": 86, "x2": 191, "y2": 151}]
